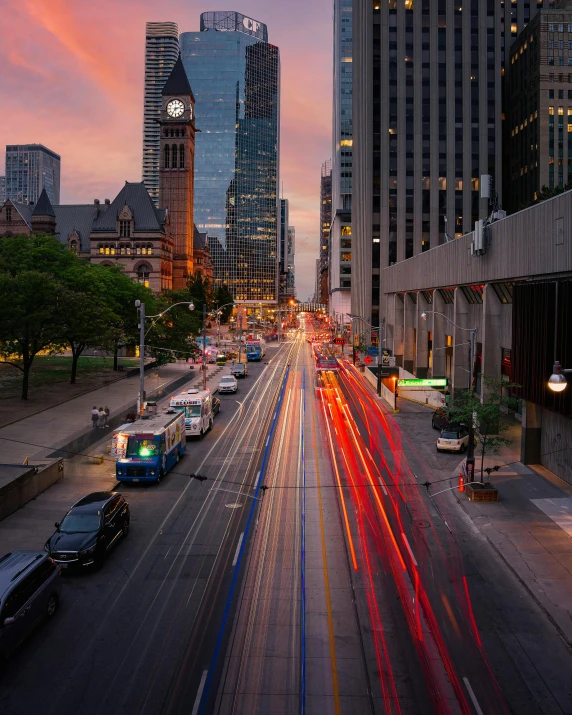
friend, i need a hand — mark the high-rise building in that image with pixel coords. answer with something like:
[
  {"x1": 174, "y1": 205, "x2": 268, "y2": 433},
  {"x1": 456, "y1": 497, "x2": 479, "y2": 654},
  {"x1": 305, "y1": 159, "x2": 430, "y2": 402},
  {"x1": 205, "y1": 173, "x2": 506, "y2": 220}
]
[
  {"x1": 158, "y1": 56, "x2": 197, "y2": 289},
  {"x1": 279, "y1": 198, "x2": 290, "y2": 298},
  {"x1": 319, "y1": 160, "x2": 332, "y2": 306},
  {"x1": 506, "y1": 0, "x2": 572, "y2": 212},
  {"x1": 0, "y1": 176, "x2": 5, "y2": 203},
  {"x1": 287, "y1": 226, "x2": 295, "y2": 297},
  {"x1": 180, "y1": 11, "x2": 280, "y2": 305},
  {"x1": 351, "y1": 0, "x2": 552, "y2": 329},
  {"x1": 329, "y1": 0, "x2": 353, "y2": 321},
  {"x1": 5, "y1": 144, "x2": 60, "y2": 205},
  {"x1": 142, "y1": 22, "x2": 179, "y2": 205}
]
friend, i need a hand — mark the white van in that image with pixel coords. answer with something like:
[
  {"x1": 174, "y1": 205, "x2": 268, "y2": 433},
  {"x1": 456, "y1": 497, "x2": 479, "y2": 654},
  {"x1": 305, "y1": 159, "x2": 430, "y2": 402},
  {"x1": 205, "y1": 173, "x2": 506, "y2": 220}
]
[{"x1": 169, "y1": 389, "x2": 214, "y2": 437}]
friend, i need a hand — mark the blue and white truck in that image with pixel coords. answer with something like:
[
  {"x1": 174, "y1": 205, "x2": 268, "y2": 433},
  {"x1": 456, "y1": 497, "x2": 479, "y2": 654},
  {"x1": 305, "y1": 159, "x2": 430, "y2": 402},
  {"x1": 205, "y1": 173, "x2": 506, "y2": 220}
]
[
  {"x1": 169, "y1": 388, "x2": 214, "y2": 438},
  {"x1": 246, "y1": 338, "x2": 266, "y2": 362},
  {"x1": 114, "y1": 409, "x2": 186, "y2": 484}
]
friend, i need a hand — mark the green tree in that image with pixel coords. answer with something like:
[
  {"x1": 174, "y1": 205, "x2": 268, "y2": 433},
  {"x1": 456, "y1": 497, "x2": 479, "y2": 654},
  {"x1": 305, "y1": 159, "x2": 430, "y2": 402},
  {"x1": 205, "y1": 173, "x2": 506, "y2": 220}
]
[
  {"x1": 187, "y1": 273, "x2": 213, "y2": 310},
  {"x1": 95, "y1": 266, "x2": 155, "y2": 370},
  {"x1": 213, "y1": 285, "x2": 234, "y2": 322},
  {"x1": 0, "y1": 234, "x2": 74, "y2": 399},
  {"x1": 146, "y1": 290, "x2": 202, "y2": 363},
  {"x1": 449, "y1": 377, "x2": 521, "y2": 483}
]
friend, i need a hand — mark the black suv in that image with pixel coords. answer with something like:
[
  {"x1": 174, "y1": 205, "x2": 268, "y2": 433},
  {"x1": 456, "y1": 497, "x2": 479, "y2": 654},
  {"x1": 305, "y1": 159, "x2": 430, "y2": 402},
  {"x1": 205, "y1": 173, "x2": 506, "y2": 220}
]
[{"x1": 45, "y1": 492, "x2": 129, "y2": 571}]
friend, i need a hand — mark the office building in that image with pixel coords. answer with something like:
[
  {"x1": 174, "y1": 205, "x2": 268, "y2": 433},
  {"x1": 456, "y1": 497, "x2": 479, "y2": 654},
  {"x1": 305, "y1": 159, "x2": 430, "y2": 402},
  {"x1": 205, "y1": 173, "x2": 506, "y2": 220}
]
[
  {"x1": 506, "y1": 0, "x2": 572, "y2": 212},
  {"x1": 142, "y1": 22, "x2": 180, "y2": 205},
  {"x1": 279, "y1": 198, "x2": 290, "y2": 298},
  {"x1": 0, "y1": 176, "x2": 5, "y2": 203},
  {"x1": 330, "y1": 0, "x2": 353, "y2": 322},
  {"x1": 5, "y1": 144, "x2": 60, "y2": 205},
  {"x1": 180, "y1": 11, "x2": 280, "y2": 305},
  {"x1": 351, "y1": 0, "x2": 553, "y2": 329},
  {"x1": 319, "y1": 160, "x2": 332, "y2": 306},
  {"x1": 287, "y1": 226, "x2": 295, "y2": 297}
]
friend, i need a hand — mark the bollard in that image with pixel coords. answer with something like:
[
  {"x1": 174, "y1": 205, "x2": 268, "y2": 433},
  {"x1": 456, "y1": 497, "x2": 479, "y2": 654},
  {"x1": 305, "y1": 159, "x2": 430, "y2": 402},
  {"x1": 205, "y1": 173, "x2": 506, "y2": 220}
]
[{"x1": 458, "y1": 472, "x2": 465, "y2": 492}]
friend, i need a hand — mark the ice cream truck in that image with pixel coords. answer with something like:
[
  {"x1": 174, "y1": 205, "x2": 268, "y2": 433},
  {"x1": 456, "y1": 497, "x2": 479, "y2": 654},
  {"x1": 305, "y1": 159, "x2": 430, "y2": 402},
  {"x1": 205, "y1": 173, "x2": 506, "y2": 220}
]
[
  {"x1": 169, "y1": 388, "x2": 214, "y2": 438},
  {"x1": 114, "y1": 409, "x2": 186, "y2": 484}
]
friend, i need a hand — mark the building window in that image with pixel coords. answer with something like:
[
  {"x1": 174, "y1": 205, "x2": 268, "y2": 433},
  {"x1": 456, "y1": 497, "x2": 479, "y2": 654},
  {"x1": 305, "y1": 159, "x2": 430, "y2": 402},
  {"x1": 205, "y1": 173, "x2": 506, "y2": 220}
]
[
  {"x1": 179, "y1": 145, "x2": 185, "y2": 169},
  {"x1": 550, "y1": 90, "x2": 555, "y2": 98},
  {"x1": 559, "y1": 56, "x2": 564, "y2": 66},
  {"x1": 5, "y1": 206, "x2": 11, "y2": 222},
  {"x1": 549, "y1": 57, "x2": 555, "y2": 66},
  {"x1": 119, "y1": 220, "x2": 131, "y2": 237},
  {"x1": 98, "y1": 244, "x2": 104, "y2": 254},
  {"x1": 549, "y1": 24, "x2": 554, "y2": 33},
  {"x1": 69, "y1": 240, "x2": 78, "y2": 254},
  {"x1": 559, "y1": 24, "x2": 564, "y2": 33},
  {"x1": 137, "y1": 264, "x2": 151, "y2": 288},
  {"x1": 164, "y1": 144, "x2": 170, "y2": 169}
]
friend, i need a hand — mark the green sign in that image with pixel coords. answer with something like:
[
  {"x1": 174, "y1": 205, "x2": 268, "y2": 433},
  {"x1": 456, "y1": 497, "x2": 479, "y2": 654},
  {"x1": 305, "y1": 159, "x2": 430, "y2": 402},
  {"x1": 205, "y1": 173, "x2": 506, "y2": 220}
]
[{"x1": 397, "y1": 378, "x2": 448, "y2": 388}]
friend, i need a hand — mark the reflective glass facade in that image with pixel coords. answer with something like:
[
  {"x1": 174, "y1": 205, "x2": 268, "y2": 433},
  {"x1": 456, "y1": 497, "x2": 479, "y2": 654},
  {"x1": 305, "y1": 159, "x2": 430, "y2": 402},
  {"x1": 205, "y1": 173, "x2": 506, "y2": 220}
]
[
  {"x1": 181, "y1": 12, "x2": 280, "y2": 304},
  {"x1": 5, "y1": 144, "x2": 60, "y2": 205}
]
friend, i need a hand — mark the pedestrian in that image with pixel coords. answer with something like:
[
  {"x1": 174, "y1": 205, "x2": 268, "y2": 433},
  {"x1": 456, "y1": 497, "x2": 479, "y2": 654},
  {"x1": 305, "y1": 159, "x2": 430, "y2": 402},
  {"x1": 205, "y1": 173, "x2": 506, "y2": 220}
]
[
  {"x1": 91, "y1": 406, "x2": 99, "y2": 429},
  {"x1": 104, "y1": 405, "x2": 110, "y2": 427},
  {"x1": 97, "y1": 407, "x2": 105, "y2": 429}
]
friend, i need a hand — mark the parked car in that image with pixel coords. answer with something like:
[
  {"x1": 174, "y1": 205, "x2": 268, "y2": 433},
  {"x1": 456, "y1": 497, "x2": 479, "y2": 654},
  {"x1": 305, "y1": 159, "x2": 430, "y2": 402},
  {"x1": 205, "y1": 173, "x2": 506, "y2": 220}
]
[
  {"x1": 231, "y1": 362, "x2": 248, "y2": 378},
  {"x1": 212, "y1": 396, "x2": 221, "y2": 415},
  {"x1": 431, "y1": 408, "x2": 448, "y2": 430},
  {"x1": 218, "y1": 375, "x2": 238, "y2": 394},
  {"x1": 45, "y1": 492, "x2": 130, "y2": 571},
  {"x1": 0, "y1": 551, "x2": 62, "y2": 658},
  {"x1": 436, "y1": 427, "x2": 470, "y2": 453}
]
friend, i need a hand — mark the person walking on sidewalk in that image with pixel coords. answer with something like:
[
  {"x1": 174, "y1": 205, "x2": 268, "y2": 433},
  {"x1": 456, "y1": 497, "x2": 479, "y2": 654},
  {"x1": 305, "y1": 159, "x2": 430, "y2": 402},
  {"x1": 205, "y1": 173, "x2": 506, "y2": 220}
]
[
  {"x1": 97, "y1": 407, "x2": 105, "y2": 429},
  {"x1": 91, "y1": 406, "x2": 99, "y2": 429},
  {"x1": 104, "y1": 406, "x2": 110, "y2": 427}
]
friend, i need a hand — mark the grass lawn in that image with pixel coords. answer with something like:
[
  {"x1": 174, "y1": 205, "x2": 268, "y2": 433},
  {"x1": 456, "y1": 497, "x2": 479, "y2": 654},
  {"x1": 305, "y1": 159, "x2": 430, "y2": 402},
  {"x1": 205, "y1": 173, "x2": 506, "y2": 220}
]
[{"x1": 0, "y1": 356, "x2": 139, "y2": 399}]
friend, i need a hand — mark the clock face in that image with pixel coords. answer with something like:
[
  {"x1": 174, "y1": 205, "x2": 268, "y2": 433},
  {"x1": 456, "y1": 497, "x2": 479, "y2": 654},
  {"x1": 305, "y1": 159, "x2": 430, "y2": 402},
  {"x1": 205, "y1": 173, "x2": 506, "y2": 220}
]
[{"x1": 166, "y1": 99, "x2": 185, "y2": 118}]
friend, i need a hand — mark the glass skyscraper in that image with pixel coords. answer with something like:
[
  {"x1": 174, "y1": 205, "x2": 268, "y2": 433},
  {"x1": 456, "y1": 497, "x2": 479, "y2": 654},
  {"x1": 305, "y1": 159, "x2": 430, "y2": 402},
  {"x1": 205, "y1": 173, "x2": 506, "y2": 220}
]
[
  {"x1": 180, "y1": 11, "x2": 280, "y2": 304},
  {"x1": 5, "y1": 144, "x2": 60, "y2": 205}
]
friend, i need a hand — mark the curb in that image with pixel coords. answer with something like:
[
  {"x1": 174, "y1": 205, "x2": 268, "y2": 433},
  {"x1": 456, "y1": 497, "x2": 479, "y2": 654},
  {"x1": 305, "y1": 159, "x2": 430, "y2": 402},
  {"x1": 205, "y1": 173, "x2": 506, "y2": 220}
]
[{"x1": 449, "y1": 463, "x2": 572, "y2": 650}]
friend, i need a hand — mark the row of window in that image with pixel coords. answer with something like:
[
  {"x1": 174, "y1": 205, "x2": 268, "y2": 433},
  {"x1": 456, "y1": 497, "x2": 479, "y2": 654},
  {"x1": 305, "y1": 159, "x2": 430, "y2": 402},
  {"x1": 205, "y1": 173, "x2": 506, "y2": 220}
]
[
  {"x1": 164, "y1": 145, "x2": 185, "y2": 169},
  {"x1": 97, "y1": 244, "x2": 156, "y2": 255},
  {"x1": 548, "y1": 24, "x2": 572, "y2": 33},
  {"x1": 548, "y1": 57, "x2": 572, "y2": 66}
]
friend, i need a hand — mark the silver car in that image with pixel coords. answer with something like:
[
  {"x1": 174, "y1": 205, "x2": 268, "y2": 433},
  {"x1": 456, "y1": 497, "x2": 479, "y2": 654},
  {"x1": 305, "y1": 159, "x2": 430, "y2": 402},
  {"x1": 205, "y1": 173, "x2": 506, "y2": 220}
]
[
  {"x1": 218, "y1": 375, "x2": 238, "y2": 394},
  {"x1": 0, "y1": 551, "x2": 62, "y2": 659}
]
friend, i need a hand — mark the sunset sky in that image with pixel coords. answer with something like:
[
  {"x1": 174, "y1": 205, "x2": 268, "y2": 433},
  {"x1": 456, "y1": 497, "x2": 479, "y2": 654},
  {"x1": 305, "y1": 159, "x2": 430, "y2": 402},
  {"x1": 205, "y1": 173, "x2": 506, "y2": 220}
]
[{"x1": 0, "y1": 0, "x2": 332, "y2": 299}]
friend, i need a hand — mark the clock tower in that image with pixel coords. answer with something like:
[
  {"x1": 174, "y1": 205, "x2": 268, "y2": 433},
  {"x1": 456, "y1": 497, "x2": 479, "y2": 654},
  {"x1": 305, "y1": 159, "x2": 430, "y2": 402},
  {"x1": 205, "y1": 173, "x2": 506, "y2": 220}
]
[{"x1": 159, "y1": 55, "x2": 196, "y2": 289}]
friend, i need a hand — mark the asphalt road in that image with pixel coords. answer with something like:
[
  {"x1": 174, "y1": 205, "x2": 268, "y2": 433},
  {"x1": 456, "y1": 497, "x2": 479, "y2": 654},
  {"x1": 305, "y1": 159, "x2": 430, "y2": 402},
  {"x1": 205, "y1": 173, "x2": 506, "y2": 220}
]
[{"x1": 0, "y1": 343, "x2": 295, "y2": 715}]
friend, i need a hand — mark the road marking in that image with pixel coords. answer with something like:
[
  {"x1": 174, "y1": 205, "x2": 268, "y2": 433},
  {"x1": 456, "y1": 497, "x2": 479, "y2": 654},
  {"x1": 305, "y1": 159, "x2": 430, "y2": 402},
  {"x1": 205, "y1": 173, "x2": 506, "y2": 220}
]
[
  {"x1": 191, "y1": 670, "x2": 208, "y2": 715},
  {"x1": 401, "y1": 532, "x2": 418, "y2": 567},
  {"x1": 463, "y1": 677, "x2": 484, "y2": 715},
  {"x1": 232, "y1": 532, "x2": 244, "y2": 566}
]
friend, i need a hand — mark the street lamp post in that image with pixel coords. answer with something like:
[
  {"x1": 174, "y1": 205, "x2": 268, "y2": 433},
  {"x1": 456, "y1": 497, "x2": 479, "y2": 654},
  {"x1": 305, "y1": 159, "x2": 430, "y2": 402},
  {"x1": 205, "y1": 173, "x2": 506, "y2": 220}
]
[
  {"x1": 421, "y1": 310, "x2": 477, "y2": 479},
  {"x1": 548, "y1": 361, "x2": 572, "y2": 392},
  {"x1": 135, "y1": 300, "x2": 194, "y2": 415}
]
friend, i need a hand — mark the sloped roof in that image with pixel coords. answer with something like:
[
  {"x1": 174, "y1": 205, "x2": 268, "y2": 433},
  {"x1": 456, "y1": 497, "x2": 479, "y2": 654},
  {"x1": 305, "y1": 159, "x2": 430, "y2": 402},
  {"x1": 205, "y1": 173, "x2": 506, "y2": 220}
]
[
  {"x1": 162, "y1": 55, "x2": 195, "y2": 100},
  {"x1": 10, "y1": 202, "x2": 33, "y2": 228},
  {"x1": 53, "y1": 205, "x2": 97, "y2": 252},
  {"x1": 194, "y1": 226, "x2": 208, "y2": 251},
  {"x1": 32, "y1": 188, "x2": 55, "y2": 217},
  {"x1": 92, "y1": 182, "x2": 165, "y2": 233}
]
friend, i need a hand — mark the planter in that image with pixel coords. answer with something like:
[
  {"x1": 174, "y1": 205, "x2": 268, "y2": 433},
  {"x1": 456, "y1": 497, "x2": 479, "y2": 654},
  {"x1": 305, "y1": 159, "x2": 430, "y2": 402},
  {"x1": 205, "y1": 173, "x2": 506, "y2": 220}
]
[{"x1": 466, "y1": 482, "x2": 499, "y2": 502}]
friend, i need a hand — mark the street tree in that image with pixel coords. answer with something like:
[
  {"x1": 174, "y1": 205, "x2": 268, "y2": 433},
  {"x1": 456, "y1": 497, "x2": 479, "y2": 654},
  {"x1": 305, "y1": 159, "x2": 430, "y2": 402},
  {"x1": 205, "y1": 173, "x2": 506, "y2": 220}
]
[
  {"x1": 448, "y1": 377, "x2": 521, "y2": 483},
  {"x1": 213, "y1": 285, "x2": 234, "y2": 322},
  {"x1": 146, "y1": 290, "x2": 202, "y2": 363}
]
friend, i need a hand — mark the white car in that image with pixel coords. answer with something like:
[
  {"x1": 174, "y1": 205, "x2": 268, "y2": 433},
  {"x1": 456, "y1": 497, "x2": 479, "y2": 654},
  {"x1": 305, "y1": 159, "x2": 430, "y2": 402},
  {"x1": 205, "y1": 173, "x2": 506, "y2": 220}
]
[
  {"x1": 436, "y1": 427, "x2": 470, "y2": 453},
  {"x1": 218, "y1": 375, "x2": 238, "y2": 394}
]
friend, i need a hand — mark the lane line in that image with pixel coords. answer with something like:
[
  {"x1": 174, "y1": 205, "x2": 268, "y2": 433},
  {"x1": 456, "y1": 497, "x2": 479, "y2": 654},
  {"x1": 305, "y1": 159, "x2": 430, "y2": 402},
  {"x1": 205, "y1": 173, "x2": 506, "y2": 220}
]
[
  {"x1": 401, "y1": 532, "x2": 418, "y2": 567},
  {"x1": 232, "y1": 533, "x2": 244, "y2": 567},
  {"x1": 300, "y1": 374, "x2": 306, "y2": 715},
  {"x1": 310, "y1": 371, "x2": 341, "y2": 715},
  {"x1": 191, "y1": 670, "x2": 208, "y2": 715},
  {"x1": 463, "y1": 677, "x2": 484, "y2": 715}
]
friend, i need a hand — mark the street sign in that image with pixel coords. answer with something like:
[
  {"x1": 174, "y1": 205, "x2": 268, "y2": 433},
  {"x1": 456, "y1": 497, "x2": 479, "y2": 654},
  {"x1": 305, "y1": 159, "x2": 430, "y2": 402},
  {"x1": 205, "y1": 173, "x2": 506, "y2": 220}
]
[
  {"x1": 397, "y1": 378, "x2": 448, "y2": 388},
  {"x1": 364, "y1": 356, "x2": 373, "y2": 365},
  {"x1": 381, "y1": 349, "x2": 390, "y2": 368}
]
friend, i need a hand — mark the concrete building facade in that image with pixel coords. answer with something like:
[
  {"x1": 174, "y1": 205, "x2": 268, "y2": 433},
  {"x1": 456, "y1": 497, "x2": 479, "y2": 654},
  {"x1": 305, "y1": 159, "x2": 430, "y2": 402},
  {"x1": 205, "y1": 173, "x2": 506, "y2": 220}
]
[
  {"x1": 351, "y1": 0, "x2": 554, "y2": 332},
  {"x1": 5, "y1": 144, "x2": 60, "y2": 205},
  {"x1": 379, "y1": 189, "x2": 572, "y2": 486},
  {"x1": 330, "y1": 0, "x2": 353, "y2": 322},
  {"x1": 506, "y1": 0, "x2": 572, "y2": 212},
  {"x1": 319, "y1": 160, "x2": 332, "y2": 306},
  {"x1": 142, "y1": 22, "x2": 180, "y2": 206}
]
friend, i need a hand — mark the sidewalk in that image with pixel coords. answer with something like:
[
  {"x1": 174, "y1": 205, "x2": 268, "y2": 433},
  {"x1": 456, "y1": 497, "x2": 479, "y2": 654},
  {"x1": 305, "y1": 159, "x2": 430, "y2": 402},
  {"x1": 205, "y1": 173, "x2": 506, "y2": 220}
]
[
  {"x1": 0, "y1": 361, "x2": 223, "y2": 464},
  {"x1": 449, "y1": 442, "x2": 572, "y2": 647}
]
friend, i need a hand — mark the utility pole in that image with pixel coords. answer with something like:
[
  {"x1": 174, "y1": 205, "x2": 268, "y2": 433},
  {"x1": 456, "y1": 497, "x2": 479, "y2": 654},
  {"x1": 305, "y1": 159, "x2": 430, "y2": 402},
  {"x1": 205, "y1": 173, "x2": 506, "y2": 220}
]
[
  {"x1": 137, "y1": 301, "x2": 145, "y2": 415},
  {"x1": 376, "y1": 323, "x2": 384, "y2": 397},
  {"x1": 238, "y1": 314, "x2": 243, "y2": 362},
  {"x1": 277, "y1": 310, "x2": 281, "y2": 343},
  {"x1": 465, "y1": 328, "x2": 477, "y2": 482},
  {"x1": 202, "y1": 304, "x2": 207, "y2": 391}
]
